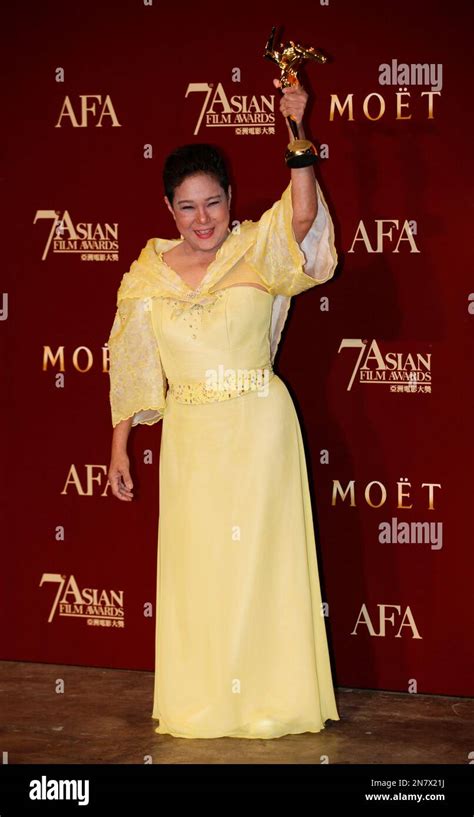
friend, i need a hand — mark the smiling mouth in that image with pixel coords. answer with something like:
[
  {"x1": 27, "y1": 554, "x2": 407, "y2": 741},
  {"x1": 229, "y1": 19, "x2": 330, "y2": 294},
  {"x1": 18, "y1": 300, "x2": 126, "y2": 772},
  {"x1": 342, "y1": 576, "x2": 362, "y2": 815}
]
[{"x1": 194, "y1": 228, "x2": 215, "y2": 239}]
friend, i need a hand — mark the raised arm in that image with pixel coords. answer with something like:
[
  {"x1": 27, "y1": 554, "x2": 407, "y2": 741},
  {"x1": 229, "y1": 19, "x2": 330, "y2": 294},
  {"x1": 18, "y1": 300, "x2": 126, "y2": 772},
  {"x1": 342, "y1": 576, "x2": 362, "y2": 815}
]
[{"x1": 273, "y1": 78, "x2": 318, "y2": 243}]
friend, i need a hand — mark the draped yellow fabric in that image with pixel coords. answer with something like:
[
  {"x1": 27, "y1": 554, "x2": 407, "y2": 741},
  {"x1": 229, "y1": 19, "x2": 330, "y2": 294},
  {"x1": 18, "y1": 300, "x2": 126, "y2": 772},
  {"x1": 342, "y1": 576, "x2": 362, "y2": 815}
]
[
  {"x1": 107, "y1": 298, "x2": 167, "y2": 428},
  {"x1": 245, "y1": 181, "x2": 335, "y2": 296},
  {"x1": 107, "y1": 178, "x2": 337, "y2": 428}
]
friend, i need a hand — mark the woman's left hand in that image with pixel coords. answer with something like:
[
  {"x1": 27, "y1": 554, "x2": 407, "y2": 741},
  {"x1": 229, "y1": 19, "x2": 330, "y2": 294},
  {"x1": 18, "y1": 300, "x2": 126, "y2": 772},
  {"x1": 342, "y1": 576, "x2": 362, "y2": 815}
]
[{"x1": 273, "y1": 77, "x2": 308, "y2": 130}]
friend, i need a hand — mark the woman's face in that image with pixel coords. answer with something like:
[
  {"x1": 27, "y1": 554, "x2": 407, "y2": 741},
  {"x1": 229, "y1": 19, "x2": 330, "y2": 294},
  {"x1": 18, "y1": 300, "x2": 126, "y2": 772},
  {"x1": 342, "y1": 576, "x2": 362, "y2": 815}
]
[{"x1": 164, "y1": 172, "x2": 231, "y2": 255}]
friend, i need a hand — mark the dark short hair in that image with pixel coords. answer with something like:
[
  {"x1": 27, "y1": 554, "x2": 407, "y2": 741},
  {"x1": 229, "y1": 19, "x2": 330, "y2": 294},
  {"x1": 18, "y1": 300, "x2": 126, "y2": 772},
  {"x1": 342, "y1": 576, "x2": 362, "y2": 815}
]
[{"x1": 163, "y1": 143, "x2": 230, "y2": 205}]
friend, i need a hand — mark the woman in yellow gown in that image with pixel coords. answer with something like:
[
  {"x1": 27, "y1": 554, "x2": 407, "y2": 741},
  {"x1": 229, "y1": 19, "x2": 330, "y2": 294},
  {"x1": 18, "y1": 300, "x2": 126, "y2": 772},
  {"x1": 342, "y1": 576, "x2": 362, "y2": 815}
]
[{"x1": 107, "y1": 82, "x2": 340, "y2": 739}]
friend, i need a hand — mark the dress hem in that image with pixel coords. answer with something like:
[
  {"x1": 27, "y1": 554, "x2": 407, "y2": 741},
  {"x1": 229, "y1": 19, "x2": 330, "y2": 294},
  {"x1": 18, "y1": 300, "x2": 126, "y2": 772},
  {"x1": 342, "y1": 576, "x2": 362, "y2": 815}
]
[{"x1": 150, "y1": 712, "x2": 341, "y2": 740}]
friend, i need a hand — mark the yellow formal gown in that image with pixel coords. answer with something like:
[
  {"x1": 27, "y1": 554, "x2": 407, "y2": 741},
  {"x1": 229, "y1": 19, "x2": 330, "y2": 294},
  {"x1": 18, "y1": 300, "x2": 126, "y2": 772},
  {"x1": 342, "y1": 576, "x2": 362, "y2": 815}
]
[{"x1": 107, "y1": 179, "x2": 340, "y2": 739}]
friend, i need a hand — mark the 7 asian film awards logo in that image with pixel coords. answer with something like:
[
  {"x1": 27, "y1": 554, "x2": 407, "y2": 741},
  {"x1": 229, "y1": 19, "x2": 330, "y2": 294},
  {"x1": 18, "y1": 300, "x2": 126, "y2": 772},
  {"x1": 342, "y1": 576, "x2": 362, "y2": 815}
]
[
  {"x1": 40, "y1": 573, "x2": 125, "y2": 628},
  {"x1": 185, "y1": 81, "x2": 276, "y2": 136},
  {"x1": 338, "y1": 339, "x2": 432, "y2": 393},
  {"x1": 33, "y1": 210, "x2": 119, "y2": 262}
]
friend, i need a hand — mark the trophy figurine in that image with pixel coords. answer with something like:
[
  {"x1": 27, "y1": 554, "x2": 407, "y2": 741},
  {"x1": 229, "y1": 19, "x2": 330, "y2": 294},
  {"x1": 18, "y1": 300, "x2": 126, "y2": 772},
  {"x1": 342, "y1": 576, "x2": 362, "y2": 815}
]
[{"x1": 264, "y1": 26, "x2": 327, "y2": 167}]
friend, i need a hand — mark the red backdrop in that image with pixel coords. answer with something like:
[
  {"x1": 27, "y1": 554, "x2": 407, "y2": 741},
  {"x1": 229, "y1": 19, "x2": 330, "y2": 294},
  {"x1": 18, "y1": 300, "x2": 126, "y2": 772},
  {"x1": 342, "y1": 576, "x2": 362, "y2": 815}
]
[{"x1": 3, "y1": 0, "x2": 473, "y2": 697}]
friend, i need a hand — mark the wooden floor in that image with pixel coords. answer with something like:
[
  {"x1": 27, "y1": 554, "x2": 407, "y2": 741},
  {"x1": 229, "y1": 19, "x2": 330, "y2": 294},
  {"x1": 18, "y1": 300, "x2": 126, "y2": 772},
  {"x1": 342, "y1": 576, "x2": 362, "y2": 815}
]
[{"x1": 2, "y1": 661, "x2": 472, "y2": 765}]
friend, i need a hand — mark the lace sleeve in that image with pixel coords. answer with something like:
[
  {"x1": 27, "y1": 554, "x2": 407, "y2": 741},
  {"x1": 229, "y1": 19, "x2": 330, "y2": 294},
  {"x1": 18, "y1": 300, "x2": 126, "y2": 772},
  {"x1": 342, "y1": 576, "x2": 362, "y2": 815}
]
[
  {"x1": 245, "y1": 178, "x2": 338, "y2": 296},
  {"x1": 107, "y1": 297, "x2": 166, "y2": 428}
]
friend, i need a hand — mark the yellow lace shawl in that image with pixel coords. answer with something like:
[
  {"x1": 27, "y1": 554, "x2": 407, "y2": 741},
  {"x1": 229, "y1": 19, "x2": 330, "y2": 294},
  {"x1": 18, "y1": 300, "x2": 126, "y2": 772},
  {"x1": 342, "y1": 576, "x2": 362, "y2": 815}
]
[{"x1": 107, "y1": 178, "x2": 337, "y2": 427}]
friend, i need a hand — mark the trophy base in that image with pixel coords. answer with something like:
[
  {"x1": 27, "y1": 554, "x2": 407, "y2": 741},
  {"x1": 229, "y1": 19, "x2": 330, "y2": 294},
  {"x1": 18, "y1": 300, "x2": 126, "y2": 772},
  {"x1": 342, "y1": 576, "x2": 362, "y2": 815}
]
[{"x1": 285, "y1": 139, "x2": 318, "y2": 168}]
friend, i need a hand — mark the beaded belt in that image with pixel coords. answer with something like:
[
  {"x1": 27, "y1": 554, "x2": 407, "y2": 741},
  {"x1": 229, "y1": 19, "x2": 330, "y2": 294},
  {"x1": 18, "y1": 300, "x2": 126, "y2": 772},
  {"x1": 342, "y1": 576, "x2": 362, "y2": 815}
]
[{"x1": 168, "y1": 364, "x2": 274, "y2": 404}]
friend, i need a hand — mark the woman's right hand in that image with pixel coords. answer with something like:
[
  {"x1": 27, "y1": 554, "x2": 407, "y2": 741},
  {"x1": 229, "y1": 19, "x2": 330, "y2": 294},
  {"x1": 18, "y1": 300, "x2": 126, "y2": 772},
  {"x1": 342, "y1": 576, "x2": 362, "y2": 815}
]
[{"x1": 108, "y1": 452, "x2": 134, "y2": 501}]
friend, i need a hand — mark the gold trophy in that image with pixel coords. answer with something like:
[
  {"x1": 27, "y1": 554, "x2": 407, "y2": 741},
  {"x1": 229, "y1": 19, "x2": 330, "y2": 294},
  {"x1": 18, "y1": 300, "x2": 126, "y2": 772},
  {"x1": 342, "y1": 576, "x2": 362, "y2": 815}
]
[{"x1": 264, "y1": 26, "x2": 327, "y2": 167}]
